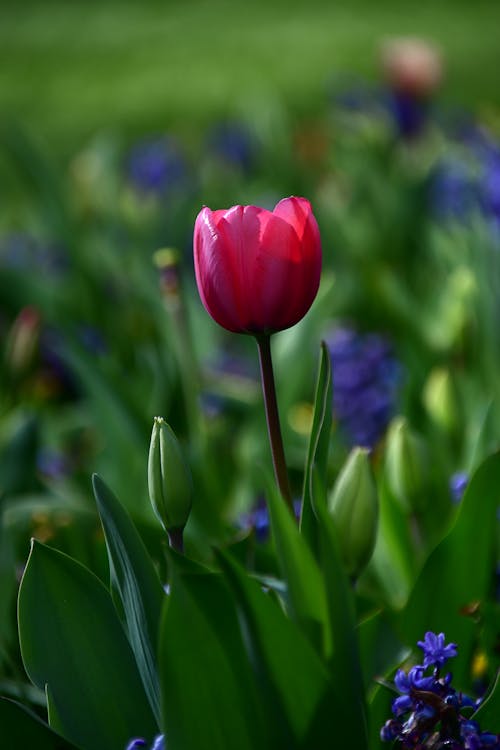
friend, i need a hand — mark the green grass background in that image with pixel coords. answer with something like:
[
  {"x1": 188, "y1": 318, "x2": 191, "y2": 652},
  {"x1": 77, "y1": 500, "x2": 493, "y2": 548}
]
[{"x1": 1, "y1": 0, "x2": 500, "y2": 154}]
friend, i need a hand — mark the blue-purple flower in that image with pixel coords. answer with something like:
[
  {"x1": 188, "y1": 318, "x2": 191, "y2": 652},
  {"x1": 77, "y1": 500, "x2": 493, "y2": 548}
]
[
  {"x1": 125, "y1": 734, "x2": 165, "y2": 750},
  {"x1": 326, "y1": 326, "x2": 401, "y2": 449},
  {"x1": 380, "y1": 632, "x2": 498, "y2": 748},
  {"x1": 127, "y1": 137, "x2": 186, "y2": 195},
  {"x1": 417, "y1": 631, "x2": 458, "y2": 669}
]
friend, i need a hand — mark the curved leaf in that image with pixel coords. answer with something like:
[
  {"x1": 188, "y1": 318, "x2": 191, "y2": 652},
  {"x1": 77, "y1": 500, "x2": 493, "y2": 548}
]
[
  {"x1": 0, "y1": 697, "x2": 78, "y2": 750},
  {"x1": 18, "y1": 540, "x2": 157, "y2": 750},
  {"x1": 93, "y1": 474, "x2": 164, "y2": 724},
  {"x1": 399, "y1": 452, "x2": 500, "y2": 685},
  {"x1": 300, "y1": 342, "x2": 332, "y2": 549},
  {"x1": 159, "y1": 566, "x2": 271, "y2": 750}
]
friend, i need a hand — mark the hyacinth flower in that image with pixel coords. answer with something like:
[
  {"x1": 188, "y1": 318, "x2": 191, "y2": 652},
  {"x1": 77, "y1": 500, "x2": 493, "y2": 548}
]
[
  {"x1": 326, "y1": 326, "x2": 401, "y2": 449},
  {"x1": 449, "y1": 471, "x2": 469, "y2": 504},
  {"x1": 125, "y1": 734, "x2": 165, "y2": 750},
  {"x1": 205, "y1": 120, "x2": 254, "y2": 172},
  {"x1": 127, "y1": 137, "x2": 186, "y2": 196},
  {"x1": 238, "y1": 497, "x2": 302, "y2": 542},
  {"x1": 193, "y1": 197, "x2": 322, "y2": 508},
  {"x1": 380, "y1": 631, "x2": 500, "y2": 748}
]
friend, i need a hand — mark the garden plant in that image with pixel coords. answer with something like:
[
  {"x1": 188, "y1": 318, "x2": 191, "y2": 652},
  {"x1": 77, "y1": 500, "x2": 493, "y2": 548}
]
[{"x1": 2, "y1": 32, "x2": 500, "y2": 750}]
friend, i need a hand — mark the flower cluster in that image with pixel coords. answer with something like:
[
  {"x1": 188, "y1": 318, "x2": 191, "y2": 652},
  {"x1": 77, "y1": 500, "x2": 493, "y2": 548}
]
[
  {"x1": 381, "y1": 632, "x2": 499, "y2": 748},
  {"x1": 326, "y1": 327, "x2": 401, "y2": 449},
  {"x1": 431, "y1": 131, "x2": 500, "y2": 236}
]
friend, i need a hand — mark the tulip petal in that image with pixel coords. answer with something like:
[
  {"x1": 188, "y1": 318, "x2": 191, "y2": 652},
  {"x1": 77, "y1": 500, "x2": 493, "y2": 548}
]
[{"x1": 194, "y1": 207, "x2": 247, "y2": 331}]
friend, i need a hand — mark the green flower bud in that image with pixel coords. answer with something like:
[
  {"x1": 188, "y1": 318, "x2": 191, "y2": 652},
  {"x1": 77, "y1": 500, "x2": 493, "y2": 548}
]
[
  {"x1": 384, "y1": 417, "x2": 427, "y2": 512},
  {"x1": 148, "y1": 417, "x2": 192, "y2": 534},
  {"x1": 422, "y1": 367, "x2": 459, "y2": 434},
  {"x1": 328, "y1": 447, "x2": 378, "y2": 578}
]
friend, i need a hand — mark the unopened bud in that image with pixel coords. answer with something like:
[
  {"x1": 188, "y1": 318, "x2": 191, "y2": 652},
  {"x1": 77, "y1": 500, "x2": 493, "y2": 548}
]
[
  {"x1": 384, "y1": 417, "x2": 427, "y2": 512},
  {"x1": 5, "y1": 306, "x2": 41, "y2": 374},
  {"x1": 328, "y1": 448, "x2": 378, "y2": 578},
  {"x1": 422, "y1": 367, "x2": 459, "y2": 433},
  {"x1": 148, "y1": 417, "x2": 192, "y2": 534}
]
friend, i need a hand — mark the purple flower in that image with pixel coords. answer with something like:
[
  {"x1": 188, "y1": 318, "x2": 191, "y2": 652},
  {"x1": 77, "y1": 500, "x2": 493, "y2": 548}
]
[
  {"x1": 326, "y1": 326, "x2": 401, "y2": 449},
  {"x1": 125, "y1": 735, "x2": 165, "y2": 750},
  {"x1": 127, "y1": 137, "x2": 185, "y2": 195},
  {"x1": 449, "y1": 471, "x2": 469, "y2": 504},
  {"x1": 206, "y1": 121, "x2": 254, "y2": 172},
  {"x1": 417, "y1": 631, "x2": 458, "y2": 669},
  {"x1": 238, "y1": 498, "x2": 302, "y2": 542}
]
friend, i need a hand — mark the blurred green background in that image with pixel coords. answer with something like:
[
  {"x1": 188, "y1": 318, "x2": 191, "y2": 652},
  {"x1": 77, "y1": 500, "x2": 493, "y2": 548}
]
[{"x1": 2, "y1": 0, "x2": 500, "y2": 155}]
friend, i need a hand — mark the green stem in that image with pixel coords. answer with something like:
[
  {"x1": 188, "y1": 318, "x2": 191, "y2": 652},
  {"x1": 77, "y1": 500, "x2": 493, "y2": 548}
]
[
  {"x1": 167, "y1": 527, "x2": 184, "y2": 553},
  {"x1": 255, "y1": 334, "x2": 293, "y2": 510}
]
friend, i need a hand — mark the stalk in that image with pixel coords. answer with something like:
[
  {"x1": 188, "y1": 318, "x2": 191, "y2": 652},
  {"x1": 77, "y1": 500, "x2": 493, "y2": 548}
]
[{"x1": 255, "y1": 334, "x2": 293, "y2": 511}]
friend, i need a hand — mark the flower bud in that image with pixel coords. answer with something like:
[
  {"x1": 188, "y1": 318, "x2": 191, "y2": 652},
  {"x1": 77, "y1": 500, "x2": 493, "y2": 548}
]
[
  {"x1": 5, "y1": 306, "x2": 41, "y2": 374},
  {"x1": 422, "y1": 367, "x2": 460, "y2": 434},
  {"x1": 328, "y1": 447, "x2": 378, "y2": 578},
  {"x1": 148, "y1": 417, "x2": 192, "y2": 533},
  {"x1": 384, "y1": 417, "x2": 427, "y2": 512}
]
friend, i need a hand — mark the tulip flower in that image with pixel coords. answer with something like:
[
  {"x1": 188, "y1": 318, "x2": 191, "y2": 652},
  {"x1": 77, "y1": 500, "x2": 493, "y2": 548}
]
[
  {"x1": 193, "y1": 197, "x2": 321, "y2": 511},
  {"x1": 193, "y1": 196, "x2": 321, "y2": 335}
]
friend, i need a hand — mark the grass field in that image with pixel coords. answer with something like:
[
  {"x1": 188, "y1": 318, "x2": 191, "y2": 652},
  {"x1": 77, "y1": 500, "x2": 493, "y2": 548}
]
[{"x1": 1, "y1": 0, "x2": 500, "y2": 155}]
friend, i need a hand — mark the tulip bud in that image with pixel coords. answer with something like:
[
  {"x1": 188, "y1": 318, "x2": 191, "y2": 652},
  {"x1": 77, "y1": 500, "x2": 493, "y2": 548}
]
[
  {"x1": 148, "y1": 417, "x2": 192, "y2": 538},
  {"x1": 328, "y1": 448, "x2": 378, "y2": 578},
  {"x1": 381, "y1": 37, "x2": 442, "y2": 97},
  {"x1": 384, "y1": 417, "x2": 427, "y2": 512},
  {"x1": 5, "y1": 306, "x2": 41, "y2": 375},
  {"x1": 422, "y1": 367, "x2": 459, "y2": 434},
  {"x1": 193, "y1": 197, "x2": 321, "y2": 335}
]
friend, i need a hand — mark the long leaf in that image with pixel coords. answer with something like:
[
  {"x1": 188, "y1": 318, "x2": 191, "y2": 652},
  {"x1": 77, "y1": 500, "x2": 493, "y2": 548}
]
[
  {"x1": 266, "y1": 479, "x2": 330, "y2": 658},
  {"x1": 315, "y1": 495, "x2": 369, "y2": 749},
  {"x1": 300, "y1": 342, "x2": 332, "y2": 550},
  {"x1": 217, "y1": 549, "x2": 341, "y2": 748},
  {"x1": 18, "y1": 540, "x2": 157, "y2": 750},
  {"x1": 472, "y1": 669, "x2": 500, "y2": 732},
  {"x1": 159, "y1": 566, "x2": 272, "y2": 750},
  {"x1": 0, "y1": 697, "x2": 78, "y2": 750},
  {"x1": 399, "y1": 452, "x2": 500, "y2": 686},
  {"x1": 92, "y1": 473, "x2": 165, "y2": 724}
]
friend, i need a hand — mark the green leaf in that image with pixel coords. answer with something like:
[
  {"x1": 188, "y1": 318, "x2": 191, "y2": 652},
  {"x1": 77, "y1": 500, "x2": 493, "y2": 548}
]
[
  {"x1": 266, "y1": 479, "x2": 330, "y2": 658},
  {"x1": 314, "y1": 497, "x2": 369, "y2": 749},
  {"x1": 18, "y1": 540, "x2": 157, "y2": 750},
  {"x1": 361, "y1": 478, "x2": 416, "y2": 610},
  {"x1": 472, "y1": 670, "x2": 500, "y2": 732},
  {"x1": 0, "y1": 697, "x2": 78, "y2": 750},
  {"x1": 216, "y1": 549, "x2": 340, "y2": 748},
  {"x1": 399, "y1": 452, "x2": 500, "y2": 685},
  {"x1": 0, "y1": 498, "x2": 16, "y2": 665},
  {"x1": 159, "y1": 567, "x2": 272, "y2": 750},
  {"x1": 300, "y1": 342, "x2": 332, "y2": 549},
  {"x1": 92, "y1": 473, "x2": 165, "y2": 724}
]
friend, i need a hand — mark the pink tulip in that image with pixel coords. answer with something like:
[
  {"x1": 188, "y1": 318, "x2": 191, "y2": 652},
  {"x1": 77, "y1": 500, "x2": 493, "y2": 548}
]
[{"x1": 193, "y1": 196, "x2": 322, "y2": 334}]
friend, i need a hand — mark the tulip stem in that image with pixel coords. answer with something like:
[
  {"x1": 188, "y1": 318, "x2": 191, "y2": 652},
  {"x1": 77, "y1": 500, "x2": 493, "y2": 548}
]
[
  {"x1": 255, "y1": 334, "x2": 293, "y2": 511},
  {"x1": 167, "y1": 527, "x2": 184, "y2": 554}
]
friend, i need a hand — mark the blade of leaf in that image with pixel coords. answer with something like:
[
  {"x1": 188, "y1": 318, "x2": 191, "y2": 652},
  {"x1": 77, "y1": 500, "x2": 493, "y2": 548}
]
[
  {"x1": 314, "y1": 493, "x2": 369, "y2": 749},
  {"x1": 92, "y1": 473, "x2": 165, "y2": 724},
  {"x1": 217, "y1": 548, "x2": 347, "y2": 748},
  {"x1": 0, "y1": 697, "x2": 79, "y2": 750},
  {"x1": 266, "y1": 477, "x2": 330, "y2": 658},
  {"x1": 399, "y1": 451, "x2": 500, "y2": 686},
  {"x1": 472, "y1": 669, "x2": 500, "y2": 732},
  {"x1": 18, "y1": 540, "x2": 157, "y2": 750},
  {"x1": 159, "y1": 567, "x2": 272, "y2": 750},
  {"x1": 300, "y1": 342, "x2": 332, "y2": 549}
]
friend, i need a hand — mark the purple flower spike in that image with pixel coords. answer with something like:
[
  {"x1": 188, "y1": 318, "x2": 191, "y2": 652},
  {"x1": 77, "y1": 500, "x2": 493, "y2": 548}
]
[{"x1": 417, "y1": 631, "x2": 458, "y2": 668}]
